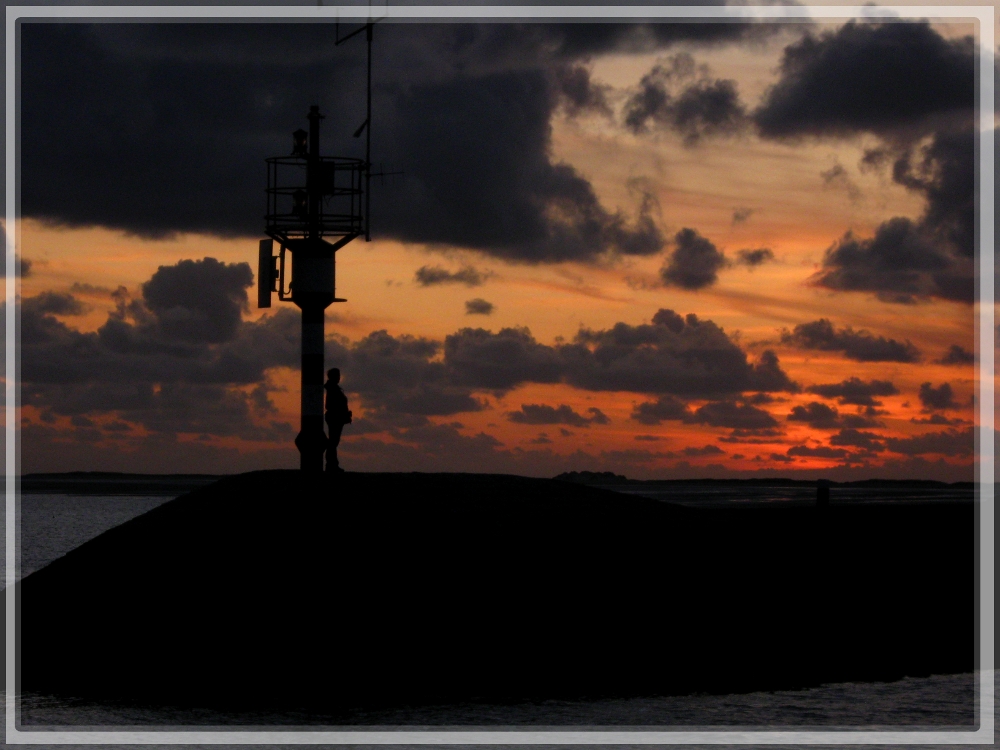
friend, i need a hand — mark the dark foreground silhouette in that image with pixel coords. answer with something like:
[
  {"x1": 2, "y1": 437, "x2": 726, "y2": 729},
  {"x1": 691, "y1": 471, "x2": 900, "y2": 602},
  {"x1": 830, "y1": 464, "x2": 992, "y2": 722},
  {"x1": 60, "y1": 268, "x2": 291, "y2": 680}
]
[{"x1": 19, "y1": 471, "x2": 974, "y2": 711}]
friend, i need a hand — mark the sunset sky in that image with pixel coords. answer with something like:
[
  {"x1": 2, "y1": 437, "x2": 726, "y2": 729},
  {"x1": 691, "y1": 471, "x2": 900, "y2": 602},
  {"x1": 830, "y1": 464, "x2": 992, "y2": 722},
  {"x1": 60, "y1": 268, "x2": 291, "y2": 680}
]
[{"x1": 8, "y1": 6, "x2": 994, "y2": 479}]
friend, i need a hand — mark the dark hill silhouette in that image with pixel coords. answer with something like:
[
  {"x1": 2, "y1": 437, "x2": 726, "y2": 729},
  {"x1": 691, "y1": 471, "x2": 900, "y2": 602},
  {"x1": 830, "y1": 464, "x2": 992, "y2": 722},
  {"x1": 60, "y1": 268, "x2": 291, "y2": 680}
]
[{"x1": 18, "y1": 470, "x2": 973, "y2": 712}]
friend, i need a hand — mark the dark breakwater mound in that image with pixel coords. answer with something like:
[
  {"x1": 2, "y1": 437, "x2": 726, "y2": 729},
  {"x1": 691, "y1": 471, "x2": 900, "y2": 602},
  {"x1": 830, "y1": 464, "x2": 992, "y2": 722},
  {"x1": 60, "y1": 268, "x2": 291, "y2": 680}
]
[{"x1": 19, "y1": 470, "x2": 974, "y2": 711}]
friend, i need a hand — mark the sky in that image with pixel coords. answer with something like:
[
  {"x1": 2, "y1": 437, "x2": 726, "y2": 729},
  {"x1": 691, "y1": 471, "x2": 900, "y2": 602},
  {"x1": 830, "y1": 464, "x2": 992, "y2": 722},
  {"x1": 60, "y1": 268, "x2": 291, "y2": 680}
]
[{"x1": 7, "y1": 5, "x2": 994, "y2": 479}]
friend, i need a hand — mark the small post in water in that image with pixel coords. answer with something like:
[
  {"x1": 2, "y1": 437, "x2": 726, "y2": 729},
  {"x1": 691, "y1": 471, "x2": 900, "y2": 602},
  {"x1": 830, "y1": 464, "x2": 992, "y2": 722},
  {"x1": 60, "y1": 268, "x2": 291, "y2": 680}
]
[{"x1": 816, "y1": 479, "x2": 831, "y2": 508}]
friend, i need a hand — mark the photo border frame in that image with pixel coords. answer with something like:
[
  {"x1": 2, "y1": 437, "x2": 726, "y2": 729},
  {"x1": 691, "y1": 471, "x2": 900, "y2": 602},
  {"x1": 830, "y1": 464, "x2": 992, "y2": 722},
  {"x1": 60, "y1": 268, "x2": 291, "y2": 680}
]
[{"x1": 4, "y1": 3, "x2": 995, "y2": 744}]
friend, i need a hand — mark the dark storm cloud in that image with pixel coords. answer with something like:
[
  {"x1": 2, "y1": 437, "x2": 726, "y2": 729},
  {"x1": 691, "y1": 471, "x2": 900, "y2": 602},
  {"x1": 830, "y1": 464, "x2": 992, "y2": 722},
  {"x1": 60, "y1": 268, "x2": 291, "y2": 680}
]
[
  {"x1": 781, "y1": 318, "x2": 921, "y2": 363},
  {"x1": 918, "y1": 381, "x2": 959, "y2": 411},
  {"x1": 414, "y1": 265, "x2": 490, "y2": 287},
  {"x1": 660, "y1": 228, "x2": 727, "y2": 290},
  {"x1": 936, "y1": 345, "x2": 974, "y2": 366},
  {"x1": 464, "y1": 298, "x2": 495, "y2": 315},
  {"x1": 754, "y1": 21, "x2": 974, "y2": 139},
  {"x1": 735, "y1": 248, "x2": 773, "y2": 267},
  {"x1": 23, "y1": 22, "x2": 772, "y2": 261},
  {"x1": 508, "y1": 404, "x2": 608, "y2": 428},
  {"x1": 554, "y1": 65, "x2": 611, "y2": 117},
  {"x1": 884, "y1": 427, "x2": 974, "y2": 457},
  {"x1": 806, "y1": 377, "x2": 898, "y2": 407}
]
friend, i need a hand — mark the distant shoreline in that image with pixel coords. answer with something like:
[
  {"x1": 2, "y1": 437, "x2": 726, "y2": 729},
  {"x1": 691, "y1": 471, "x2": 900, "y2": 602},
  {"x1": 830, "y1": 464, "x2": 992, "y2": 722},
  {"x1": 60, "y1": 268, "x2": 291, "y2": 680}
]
[{"x1": 9, "y1": 470, "x2": 979, "y2": 497}]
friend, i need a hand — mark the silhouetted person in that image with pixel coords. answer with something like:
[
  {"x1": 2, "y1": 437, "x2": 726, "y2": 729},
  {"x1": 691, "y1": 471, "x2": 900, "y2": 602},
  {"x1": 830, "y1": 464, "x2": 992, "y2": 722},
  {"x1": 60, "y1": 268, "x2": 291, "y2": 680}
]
[{"x1": 324, "y1": 368, "x2": 352, "y2": 473}]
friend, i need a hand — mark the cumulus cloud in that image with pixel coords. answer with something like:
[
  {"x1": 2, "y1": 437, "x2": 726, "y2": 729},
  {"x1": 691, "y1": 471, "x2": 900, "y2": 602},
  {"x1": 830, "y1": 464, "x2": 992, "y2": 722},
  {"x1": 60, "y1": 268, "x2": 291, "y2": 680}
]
[
  {"x1": 341, "y1": 330, "x2": 486, "y2": 417},
  {"x1": 21, "y1": 274, "x2": 279, "y2": 446},
  {"x1": 563, "y1": 309, "x2": 796, "y2": 397},
  {"x1": 444, "y1": 326, "x2": 564, "y2": 391},
  {"x1": 806, "y1": 377, "x2": 898, "y2": 407},
  {"x1": 659, "y1": 228, "x2": 726, "y2": 290},
  {"x1": 781, "y1": 318, "x2": 920, "y2": 362},
  {"x1": 141, "y1": 258, "x2": 253, "y2": 344},
  {"x1": 811, "y1": 216, "x2": 973, "y2": 304}
]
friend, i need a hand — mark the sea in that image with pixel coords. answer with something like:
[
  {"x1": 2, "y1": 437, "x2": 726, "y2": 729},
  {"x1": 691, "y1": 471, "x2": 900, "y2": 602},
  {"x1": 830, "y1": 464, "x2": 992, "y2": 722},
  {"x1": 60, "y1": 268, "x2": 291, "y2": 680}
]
[{"x1": 3, "y1": 477, "x2": 989, "y2": 737}]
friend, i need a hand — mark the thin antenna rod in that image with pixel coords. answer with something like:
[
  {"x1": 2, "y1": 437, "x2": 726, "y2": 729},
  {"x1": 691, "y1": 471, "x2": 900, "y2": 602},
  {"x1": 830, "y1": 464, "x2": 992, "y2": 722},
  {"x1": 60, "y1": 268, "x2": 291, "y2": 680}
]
[{"x1": 365, "y1": 21, "x2": 373, "y2": 242}]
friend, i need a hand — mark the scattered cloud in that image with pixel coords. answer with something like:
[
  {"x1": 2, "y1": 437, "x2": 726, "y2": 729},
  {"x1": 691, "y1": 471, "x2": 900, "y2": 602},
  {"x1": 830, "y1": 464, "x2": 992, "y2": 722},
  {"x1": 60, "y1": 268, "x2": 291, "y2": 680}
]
[
  {"x1": 660, "y1": 228, "x2": 726, "y2": 290},
  {"x1": 918, "y1": 381, "x2": 959, "y2": 411},
  {"x1": 465, "y1": 298, "x2": 495, "y2": 315},
  {"x1": 624, "y1": 54, "x2": 748, "y2": 145},
  {"x1": 415, "y1": 265, "x2": 491, "y2": 287},
  {"x1": 508, "y1": 403, "x2": 609, "y2": 428},
  {"x1": 936, "y1": 344, "x2": 974, "y2": 365},
  {"x1": 781, "y1": 318, "x2": 920, "y2": 362},
  {"x1": 787, "y1": 401, "x2": 842, "y2": 429},
  {"x1": 735, "y1": 248, "x2": 774, "y2": 268},
  {"x1": 787, "y1": 444, "x2": 849, "y2": 459},
  {"x1": 884, "y1": 427, "x2": 974, "y2": 457},
  {"x1": 806, "y1": 377, "x2": 898, "y2": 407}
]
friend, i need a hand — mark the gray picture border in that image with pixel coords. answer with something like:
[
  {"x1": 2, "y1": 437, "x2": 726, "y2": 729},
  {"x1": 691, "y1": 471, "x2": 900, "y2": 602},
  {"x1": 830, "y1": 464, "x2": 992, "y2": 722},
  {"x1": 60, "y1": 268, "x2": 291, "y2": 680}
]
[{"x1": 4, "y1": 3, "x2": 995, "y2": 744}]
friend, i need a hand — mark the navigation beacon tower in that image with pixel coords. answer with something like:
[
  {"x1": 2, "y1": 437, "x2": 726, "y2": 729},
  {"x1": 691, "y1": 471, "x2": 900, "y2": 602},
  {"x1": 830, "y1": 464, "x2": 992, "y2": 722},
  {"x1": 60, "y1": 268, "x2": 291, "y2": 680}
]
[{"x1": 257, "y1": 21, "x2": 382, "y2": 472}]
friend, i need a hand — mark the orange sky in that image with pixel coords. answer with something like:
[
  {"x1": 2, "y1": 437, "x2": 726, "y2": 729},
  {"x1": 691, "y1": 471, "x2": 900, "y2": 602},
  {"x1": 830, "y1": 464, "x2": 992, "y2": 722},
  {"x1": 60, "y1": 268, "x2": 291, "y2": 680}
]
[{"x1": 10, "y1": 16, "x2": 989, "y2": 479}]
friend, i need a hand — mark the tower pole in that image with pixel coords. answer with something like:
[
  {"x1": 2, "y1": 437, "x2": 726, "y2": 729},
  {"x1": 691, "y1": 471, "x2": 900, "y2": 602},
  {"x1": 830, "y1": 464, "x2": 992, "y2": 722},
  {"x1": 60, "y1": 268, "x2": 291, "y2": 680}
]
[{"x1": 293, "y1": 105, "x2": 331, "y2": 473}]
